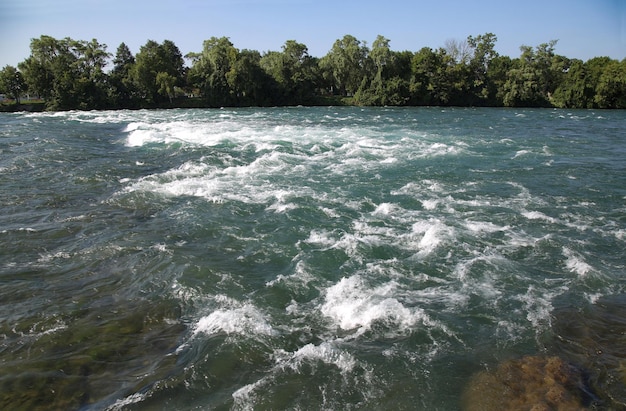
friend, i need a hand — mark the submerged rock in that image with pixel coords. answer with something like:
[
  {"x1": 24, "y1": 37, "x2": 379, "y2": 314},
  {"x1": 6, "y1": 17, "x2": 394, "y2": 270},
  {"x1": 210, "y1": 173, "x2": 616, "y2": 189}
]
[
  {"x1": 550, "y1": 294, "x2": 626, "y2": 409},
  {"x1": 0, "y1": 298, "x2": 184, "y2": 410},
  {"x1": 462, "y1": 355, "x2": 589, "y2": 411}
]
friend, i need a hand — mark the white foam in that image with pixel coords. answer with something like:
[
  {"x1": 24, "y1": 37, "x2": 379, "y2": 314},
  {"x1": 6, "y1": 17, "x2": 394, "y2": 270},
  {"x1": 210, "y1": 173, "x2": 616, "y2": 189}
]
[
  {"x1": 562, "y1": 247, "x2": 594, "y2": 276},
  {"x1": 232, "y1": 379, "x2": 265, "y2": 410},
  {"x1": 193, "y1": 303, "x2": 275, "y2": 337},
  {"x1": 107, "y1": 393, "x2": 148, "y2": 410},
  {"x1": 522, "y1": 210, "x2": 558, "y2": 224},
  {"x1": 411, "y1": 219, "x2": 454, "y2": 257},
  {"x1": 424, "y1": 142, "x2": 461, "y2": 156},
  {"x1": 421, "y1": 199, "x2": 439, "y2": 210},
  {"x1": 266, "y1": 201, "x2": 298, "y2": 213},
  {"x1": 12, "y1": 319, "x2": 67, "y2": 339},
  {"x1": 303, "y1": 229, "x2": 338, "y2": 247},
  {"x1": 37, "y1": 251, "x2": 72, "y2": 263},
  {"x1": 372, "y1": 202, "x2": 399, "y2": 216},
  {"x1": 231, "y1": 341, "x2": 359, "y2": 409},
  {"x1": 319, "y1": 206, "x2": 340, "y2": 218},
  {"x1": 265, "y1": 260, "x2": 315, "y2": 291},
  {"x1": 516, "y1": 285, "x2": 567, "y2": 331},
  {"x1": 320, "y1": 275, "x2": 427, "y2": 336},
  {"x1": 512, "y1": 149, "x2": 531, "y2": 159},
  {"x1": 273, "y1": 342, "x2": 356, "y2": 373},
  {"x1": 464, "y1": 220, "x2": 508, "y2": 234}
]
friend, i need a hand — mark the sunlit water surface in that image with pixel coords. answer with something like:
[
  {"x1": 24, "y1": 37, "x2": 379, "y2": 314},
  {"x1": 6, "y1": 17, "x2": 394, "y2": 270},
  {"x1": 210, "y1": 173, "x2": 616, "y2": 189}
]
[{"x1": 1, "y1": 107, "x2": 625, "y2": 410}]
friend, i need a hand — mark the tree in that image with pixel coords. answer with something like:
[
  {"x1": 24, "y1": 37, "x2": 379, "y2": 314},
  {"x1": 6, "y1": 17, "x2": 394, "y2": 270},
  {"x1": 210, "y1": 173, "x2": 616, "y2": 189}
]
[
  {"x1": 0, "y1": 65, "x2": 26, "y2": 104},
  {"x1": 552, "y1": 59, "x2": 592, "y2": 108},
  {"x1": 488, "y1": 55, "x2": 514, "y2": 106},
  {"x1": 354, "y1": 35, "x2": 411, "y2": 106},
  {"x1": 467, "y1": 33, "x2": 499, "y2": 104},
  {"x1": 73, "y1": 38, "x2": 111, "y2": 109},
  {"x1": 260, "y1": 40, "x2": 318, "y2": 104},
  {"x1": 18, "y1": 35, "x2": 111, "y2": 110},
  {"x1": 109, "y1": 42, "x2": 137, "y2": 107},
  {"x1": 9, "y1": 31, "x2": 625, "y2": 110},
  {"x1": 188, "y1": 37, "x2": 239, "y2": 106},
  {"x1": 229, "y1": 49, "x2": 276, "y2": 106},
  {"x1": 18, "y1": 35, "x2": 63, "y2": 104},
  {"x1": 280, "y1": 40, "x2": 317, "y2": 103},
  {"x1": 501, "y1": 40, "x2": 562, "y2": 107},
  {"x1": 320, "y1": 35, "x2": 369, "y2": 96},
  {"x1": 594, "y1": 59, "x2": 626, "y2": 108},
  {"x1": 370, "y1": 35, "x2": 392, "y2": 78},
  {"x1": 584, "y1": 56, "x2": 612, "y2": 105},
  {"x1": 444, "y1": 38, "x2": 472, "y2": 65},
  {"x1": 156, "y1": 72, "x2": 176, "y2": 103},
  {"x1": 133, "y1": 39, "x2": 184, "y2": 104},
  {"x1": 410, "y1": 46, "x2": 468, "y2": 106},
  {"x1": 410, "y1": 47, "x2": 439, "y2": 105}
]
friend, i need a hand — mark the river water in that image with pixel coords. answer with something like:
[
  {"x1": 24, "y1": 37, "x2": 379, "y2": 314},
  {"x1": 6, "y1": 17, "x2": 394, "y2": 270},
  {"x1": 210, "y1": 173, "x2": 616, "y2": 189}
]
[{"x1": 1, "y1": 107, "x2": 625, "y2": 410}]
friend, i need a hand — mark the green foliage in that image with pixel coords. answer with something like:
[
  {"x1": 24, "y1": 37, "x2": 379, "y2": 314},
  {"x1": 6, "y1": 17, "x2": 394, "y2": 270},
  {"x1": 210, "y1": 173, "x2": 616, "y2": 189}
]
[
  {"x1": 108, "y1": 42, "x2": 138, "y2": 108},
  {"x1": 227, "y1": 49, "x2": 275, "y2": 106},
  {"x1": 551, "y1": 59, "x2": 593, "y2": 108},
  {"x1": 501, "y1": 40, "x2": 567, "y2": 107},
  {"x1": 276, "y1": 40, "x2": 318, "y2": 104},
  {"x1": 320, "y1": 35, "x2": 370, "y2": 97},
  {"x1": 0, "y1": 65, "x2": 26, "y2": 104},
  {"x1": 187, "y1": 36, "x2": 239, "y2": 106},
  {"x1": 8, "y1": 33, "x2": 625, "y2": 110},
  {"x1": 133, "y1": 39, "x2": 185, "y2": 105},
  {"x1": 594, "y1": 59, "x2": 626, "y2": 108},
  {"x1": 18, "y1": 36, "x2": 110, "y2": 110}
]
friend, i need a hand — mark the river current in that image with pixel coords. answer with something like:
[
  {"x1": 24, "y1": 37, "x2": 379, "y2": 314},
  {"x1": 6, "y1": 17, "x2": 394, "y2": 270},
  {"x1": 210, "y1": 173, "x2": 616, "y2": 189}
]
[{"x1": 1, "y1": 107, "x2": 625, "y2": 410}]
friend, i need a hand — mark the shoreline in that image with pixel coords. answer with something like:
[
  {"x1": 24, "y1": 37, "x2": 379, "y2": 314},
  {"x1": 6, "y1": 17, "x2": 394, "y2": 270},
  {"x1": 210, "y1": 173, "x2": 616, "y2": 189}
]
[{"x1": 3, "y1": 99, "x2": 625, "y2": 114}]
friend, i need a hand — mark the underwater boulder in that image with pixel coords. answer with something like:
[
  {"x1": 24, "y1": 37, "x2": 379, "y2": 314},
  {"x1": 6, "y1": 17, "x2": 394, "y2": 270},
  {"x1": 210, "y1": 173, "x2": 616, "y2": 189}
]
[
  {"x1": 462, "y1": 355, "x2": 589, "y2": 411},
  {"x1": 550, "y1": 294, "x2": 626, "y2": 409}
]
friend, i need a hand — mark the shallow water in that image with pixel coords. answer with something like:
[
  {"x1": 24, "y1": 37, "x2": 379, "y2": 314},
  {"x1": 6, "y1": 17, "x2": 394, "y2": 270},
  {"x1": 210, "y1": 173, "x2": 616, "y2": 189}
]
[{"x1": 1, "y1": 107, "x2": 625, "y2": 410}]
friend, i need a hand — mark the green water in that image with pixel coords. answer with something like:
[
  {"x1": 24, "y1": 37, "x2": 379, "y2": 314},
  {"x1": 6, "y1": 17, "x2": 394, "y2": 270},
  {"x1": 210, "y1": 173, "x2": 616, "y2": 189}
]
[{"x1": 0, "y1": 107, "x2": 625, "y2": 410}]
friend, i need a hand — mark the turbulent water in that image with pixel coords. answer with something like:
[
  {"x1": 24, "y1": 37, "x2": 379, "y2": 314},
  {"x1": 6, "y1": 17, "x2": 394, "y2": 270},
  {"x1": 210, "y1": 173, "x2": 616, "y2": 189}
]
[{"x1": 1, "y1": 106, "x2": 625, "y2": 410}]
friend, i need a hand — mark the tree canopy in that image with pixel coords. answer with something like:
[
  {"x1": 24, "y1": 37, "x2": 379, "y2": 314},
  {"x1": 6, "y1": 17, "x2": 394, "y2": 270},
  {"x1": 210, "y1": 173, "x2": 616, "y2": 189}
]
[{"x1": 1, "y1": 33, "x2": 624, "y2": 111}]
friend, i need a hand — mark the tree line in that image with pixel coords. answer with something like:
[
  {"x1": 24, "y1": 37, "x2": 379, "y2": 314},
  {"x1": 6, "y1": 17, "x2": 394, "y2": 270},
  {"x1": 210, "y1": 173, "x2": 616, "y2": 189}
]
[{"x1": 1, "y1": 33, "x2": 624, "y2": 111}]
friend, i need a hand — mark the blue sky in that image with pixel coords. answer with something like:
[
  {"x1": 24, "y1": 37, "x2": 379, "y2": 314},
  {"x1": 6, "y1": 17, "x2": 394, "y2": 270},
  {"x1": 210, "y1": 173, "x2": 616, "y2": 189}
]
[{"x1": 1, "y1": 0, "x2": 624, "y2": 68}]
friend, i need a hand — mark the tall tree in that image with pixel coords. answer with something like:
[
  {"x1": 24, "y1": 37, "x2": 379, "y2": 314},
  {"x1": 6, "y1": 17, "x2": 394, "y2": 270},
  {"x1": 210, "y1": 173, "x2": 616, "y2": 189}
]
[
  {"x1": 260, "y1": 40, "x2": 317, "y2": 104},
  {"x1": 502, "y1": 40, "x2": 562, "y2": 107},
  {"x1": 188, "y1": 37, "x2": 239, "y2": 106},
  {"x1": 0, "y1": 65, "x2": 26, "y2": 104},
  {"x1": 281, "y1": 40, "x2": 317, "y2": 103},
  {"x1": 18, "y1": 35, "x2": 110, "y2": 109},
  {"x1": 73, "y1": 38, "x2": 110, "y2": 109},
  {"x1": 467, "y1": 33, "x2": 499, "y2": 104},
  {"x1": 594, "y1": 59, "x2": 626, "y2": 108},
  {"x1": 109, "y1": 42, "x2": 137, "y2": 107},
  {"x1": 409, "y1": 47, "x2": 439, "y2": 105},
  {"x1": 18, "y1": 35, "x2": 63, "y2": 104},
  {"x1": 355, "y1": 35, "x2": 391, "y2": 105},
  {"x1": 228, "y1": 49, "x2": 276, "y2": 106},
  {"x1": 355, "y1": 35, "x2": 411, "y2": 106},
  {"x1": 488, "y1": 55, "x2": 514, "y2": 106},
  {"x1": 133, "y1": 39, "x2": 184, "y2": 104},
  {"x1": 444, "y1": 38, "x2": 472, "y2": 65},
  {"x1": 552, "y1": 59, "x2": 592, "y2": 108},
  {"x1": 320, "y1": 35, "x2": 369, "y2": 96}
]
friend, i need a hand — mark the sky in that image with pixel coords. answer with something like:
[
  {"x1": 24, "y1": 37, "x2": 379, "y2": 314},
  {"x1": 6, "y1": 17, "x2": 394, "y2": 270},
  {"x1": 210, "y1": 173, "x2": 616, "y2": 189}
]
[{"x1": 1, "y1": 0, "x2": 624, "y2": 69}]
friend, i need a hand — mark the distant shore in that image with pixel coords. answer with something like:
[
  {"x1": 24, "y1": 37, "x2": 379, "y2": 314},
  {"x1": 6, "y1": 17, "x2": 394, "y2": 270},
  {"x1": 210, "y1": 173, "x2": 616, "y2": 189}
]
[
  {"x1": 0, "y1": 96, "x2": 353, "y2": 113},
  {"x1": 3, "y1": 97, "x2": 625, "y2": 114}
]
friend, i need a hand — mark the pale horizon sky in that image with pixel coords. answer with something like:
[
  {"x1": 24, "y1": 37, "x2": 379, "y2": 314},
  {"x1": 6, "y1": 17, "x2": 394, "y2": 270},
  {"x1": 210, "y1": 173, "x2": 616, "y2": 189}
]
[{"x1": 1, "y1": 0, "x2": 624, "y2": 69}]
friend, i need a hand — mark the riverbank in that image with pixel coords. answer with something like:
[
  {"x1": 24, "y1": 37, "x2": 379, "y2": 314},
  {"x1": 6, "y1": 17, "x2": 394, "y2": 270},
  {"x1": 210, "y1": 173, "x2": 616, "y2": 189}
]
[
  {"x1": 0, "y1": 102, "x2": 46, "y2": 112},
  {"x1": 0, "y1": 96, "x2": 351, "y2": 113}
]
